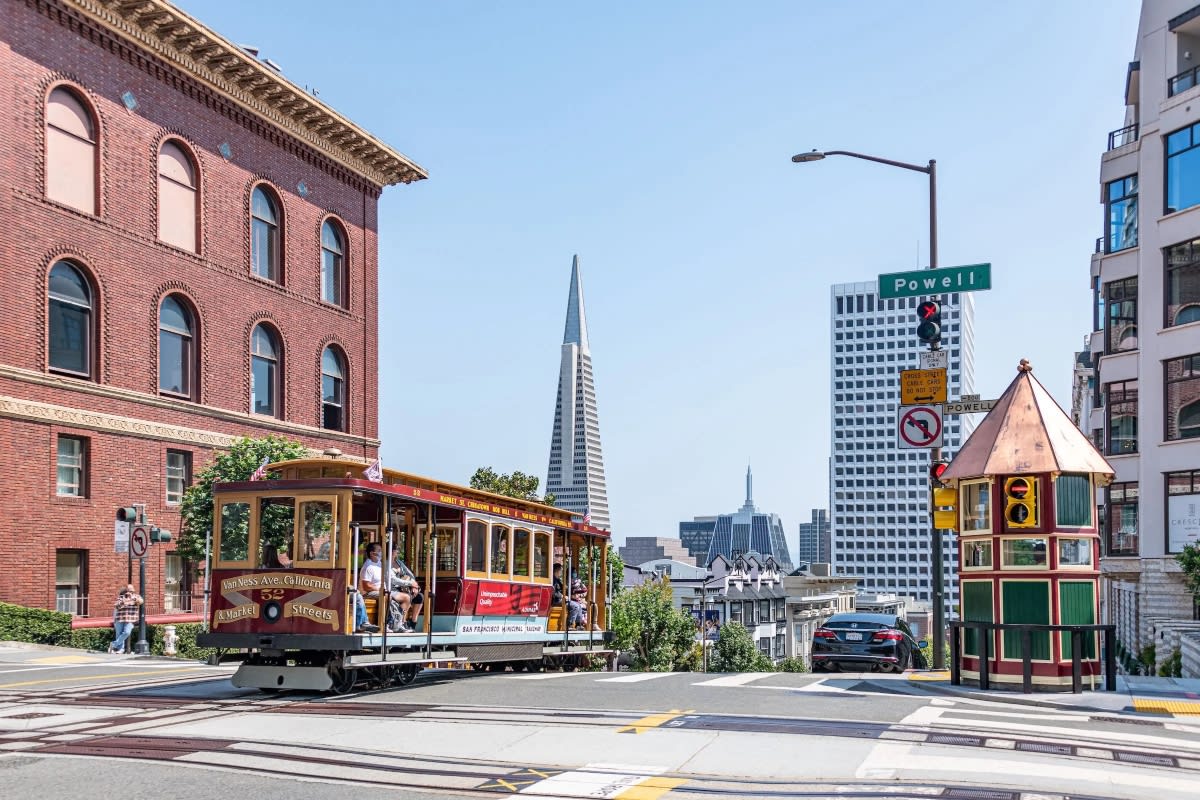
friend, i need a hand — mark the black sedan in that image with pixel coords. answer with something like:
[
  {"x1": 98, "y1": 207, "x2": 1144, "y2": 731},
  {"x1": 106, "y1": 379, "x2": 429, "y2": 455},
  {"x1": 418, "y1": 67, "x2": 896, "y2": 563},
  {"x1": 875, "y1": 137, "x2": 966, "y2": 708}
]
[{"x1": 811, "y1": 612, "x2": 928, "y2": 673}]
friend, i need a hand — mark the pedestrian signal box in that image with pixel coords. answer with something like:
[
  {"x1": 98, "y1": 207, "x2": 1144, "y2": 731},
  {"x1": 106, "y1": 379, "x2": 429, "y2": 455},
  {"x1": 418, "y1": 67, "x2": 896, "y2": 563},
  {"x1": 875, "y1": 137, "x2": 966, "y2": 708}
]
[
  {"x1": 916, "y1": 300, "x2": 941, "y2": 344},
  {"x1": 1004, "y1": 476, "x2": 1038, "y2": 528}
]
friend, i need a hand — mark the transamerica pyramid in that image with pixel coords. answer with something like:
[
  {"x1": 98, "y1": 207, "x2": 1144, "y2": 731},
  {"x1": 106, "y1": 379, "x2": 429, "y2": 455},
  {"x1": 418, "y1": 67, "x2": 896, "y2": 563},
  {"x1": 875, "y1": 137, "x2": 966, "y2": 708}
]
[{"x1": 545, "y1": 255, "x2": 610, "y2": 529}]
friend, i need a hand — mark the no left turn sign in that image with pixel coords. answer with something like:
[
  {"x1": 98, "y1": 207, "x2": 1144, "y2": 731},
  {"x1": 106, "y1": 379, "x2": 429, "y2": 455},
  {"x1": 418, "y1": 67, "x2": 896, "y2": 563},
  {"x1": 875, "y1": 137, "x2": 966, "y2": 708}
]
[
  {"x1": 130, "y1": 524, "x2": 150, "y2": 558},
  {"x1": 898, "y1": 404, "x2": 944, "y2": 449}
]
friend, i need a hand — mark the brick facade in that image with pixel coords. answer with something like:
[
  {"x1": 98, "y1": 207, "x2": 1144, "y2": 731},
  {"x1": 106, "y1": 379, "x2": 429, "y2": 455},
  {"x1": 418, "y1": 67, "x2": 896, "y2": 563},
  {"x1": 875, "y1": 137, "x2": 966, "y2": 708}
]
[{"x1": 0, "y1": 0, "x2": 423, "y2": 614}]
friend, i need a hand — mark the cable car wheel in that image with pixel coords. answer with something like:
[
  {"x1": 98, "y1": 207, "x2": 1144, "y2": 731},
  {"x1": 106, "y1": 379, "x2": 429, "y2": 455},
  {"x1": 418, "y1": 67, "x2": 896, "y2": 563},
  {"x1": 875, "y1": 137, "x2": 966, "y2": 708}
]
[{"x1": 328, "y1": 662, "x2": 359, "y2": 695}]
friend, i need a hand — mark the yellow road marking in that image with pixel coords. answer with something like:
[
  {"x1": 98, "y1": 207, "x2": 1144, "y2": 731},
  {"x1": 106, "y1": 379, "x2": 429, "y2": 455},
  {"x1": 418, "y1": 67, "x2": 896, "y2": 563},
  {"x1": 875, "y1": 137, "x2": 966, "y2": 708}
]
[
  {"x1": 616, "y1": 709, "x2": 692, "y2": 734},
  {"x1": 28, "y1": 655, "x2": 102, "y2": 665},
  {"x1": 615, "y1": 776, "x2": 688, "y2": 800},
  {"x1": 1133, "y1": 698, "x2": 1200, "y2": 716},
  {"x1": 0, "y1": 666, "x2": 207, "y2": 689},
  {"x1": 908, "y1": 670, "x2": 951, "y2": 682}
]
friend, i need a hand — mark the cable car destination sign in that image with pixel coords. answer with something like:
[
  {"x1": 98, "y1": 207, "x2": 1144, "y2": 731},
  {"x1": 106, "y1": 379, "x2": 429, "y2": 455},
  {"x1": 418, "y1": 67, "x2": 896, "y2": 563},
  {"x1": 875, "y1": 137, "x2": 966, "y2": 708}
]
[{"x1": 878, "y1": 263, "x2": 992, "y2": 300}]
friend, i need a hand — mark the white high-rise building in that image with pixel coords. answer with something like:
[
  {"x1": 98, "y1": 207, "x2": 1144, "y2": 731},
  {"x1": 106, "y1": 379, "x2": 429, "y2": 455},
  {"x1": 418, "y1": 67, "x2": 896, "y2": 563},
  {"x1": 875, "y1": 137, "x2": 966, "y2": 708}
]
[
  {"x1": 828, "y1": 281, "x2": 976, "y2": 616},
  {"x1": 546, "y1": 255, "x2": 610, "y2": 529},
  {"x1": 1087, "y1": 0, "x2": 1200, "y2": 656}
]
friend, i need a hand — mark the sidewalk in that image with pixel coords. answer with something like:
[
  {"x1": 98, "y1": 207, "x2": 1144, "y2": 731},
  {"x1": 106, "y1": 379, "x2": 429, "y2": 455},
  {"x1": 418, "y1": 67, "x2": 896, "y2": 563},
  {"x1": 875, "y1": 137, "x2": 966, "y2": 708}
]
[{"x1": 905, "y1": 669, "x2": 1200, "y2": 716}]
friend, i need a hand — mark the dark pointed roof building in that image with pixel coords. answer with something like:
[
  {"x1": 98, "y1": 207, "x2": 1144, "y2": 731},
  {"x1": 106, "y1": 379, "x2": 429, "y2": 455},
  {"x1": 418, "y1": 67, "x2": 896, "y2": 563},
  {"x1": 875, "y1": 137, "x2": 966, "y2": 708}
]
[
  {"x1": 545, "y1": 256, "x2": 610, "y2": 528},
  {"x1": 704, "y1": 466, "x2": 795, "y2": 572}
]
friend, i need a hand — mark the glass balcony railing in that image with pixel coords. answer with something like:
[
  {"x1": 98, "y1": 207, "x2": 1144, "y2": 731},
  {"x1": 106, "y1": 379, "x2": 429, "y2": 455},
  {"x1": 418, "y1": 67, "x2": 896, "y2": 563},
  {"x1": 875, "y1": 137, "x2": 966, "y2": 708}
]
[
  {"x1": 1169, "y1": 66, "x2": 1200, "y2": 97},
  {"x1": 1106, "y1": 123, "x2": 1138, "y2": 150}
]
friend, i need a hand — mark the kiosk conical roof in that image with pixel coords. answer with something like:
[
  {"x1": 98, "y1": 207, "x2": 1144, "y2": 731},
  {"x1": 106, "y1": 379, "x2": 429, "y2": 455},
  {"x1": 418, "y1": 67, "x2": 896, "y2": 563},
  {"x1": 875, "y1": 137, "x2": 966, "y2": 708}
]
[{"x1": 941, "y1": 360, "x2": 1114, "y2": 481}]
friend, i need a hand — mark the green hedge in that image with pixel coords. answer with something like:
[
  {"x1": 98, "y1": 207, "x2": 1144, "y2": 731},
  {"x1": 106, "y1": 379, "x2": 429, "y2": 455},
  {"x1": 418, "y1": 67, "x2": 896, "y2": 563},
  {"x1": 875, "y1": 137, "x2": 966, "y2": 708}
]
[{"x1": 0, "y1": 602, "x2": 213, "y2": 660}]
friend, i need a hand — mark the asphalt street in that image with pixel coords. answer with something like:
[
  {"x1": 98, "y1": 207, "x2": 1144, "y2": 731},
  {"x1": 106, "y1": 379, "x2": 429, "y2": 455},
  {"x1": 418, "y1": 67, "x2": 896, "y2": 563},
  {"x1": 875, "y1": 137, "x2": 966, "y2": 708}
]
[{"x1": 2, "y1": 646, "x2": 1200, "y2": 800}]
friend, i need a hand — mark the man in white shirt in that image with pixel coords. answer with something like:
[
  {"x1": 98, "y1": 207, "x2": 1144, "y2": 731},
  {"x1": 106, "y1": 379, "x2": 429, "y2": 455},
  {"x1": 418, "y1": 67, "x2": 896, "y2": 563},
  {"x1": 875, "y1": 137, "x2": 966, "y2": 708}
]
[{"x1": 355, "y1": 543, "x2": 383, "y2": 633}]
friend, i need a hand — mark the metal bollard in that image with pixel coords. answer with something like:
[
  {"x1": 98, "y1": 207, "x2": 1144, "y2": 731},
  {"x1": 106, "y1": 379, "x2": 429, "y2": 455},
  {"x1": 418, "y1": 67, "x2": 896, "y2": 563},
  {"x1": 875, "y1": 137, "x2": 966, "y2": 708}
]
[{"x1": 163, "y1": 624, "x2": 178, "y2": 657}]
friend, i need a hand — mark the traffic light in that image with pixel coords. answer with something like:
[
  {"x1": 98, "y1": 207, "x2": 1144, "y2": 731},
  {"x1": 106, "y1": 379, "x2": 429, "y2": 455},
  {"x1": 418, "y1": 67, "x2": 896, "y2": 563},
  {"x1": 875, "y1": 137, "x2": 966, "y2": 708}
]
[
  {"x1": 930, "y1": 461, "x2": 957, "y2": 531},
  {"x1": 916, "y1": 300, "x2": 941, "y2": 344},
  {"x1": 929, "y1": 460, "x2": 949, "y2": 486},
  {"x1": 150, "y1": 526, "x2": 172, "y2": 543},
  {"x1": 116, "y1": 506, "x2": 139, "y2": 524},
  {"x1": 1004, "y1": 476, "x2": 1038, "y2": 528}
]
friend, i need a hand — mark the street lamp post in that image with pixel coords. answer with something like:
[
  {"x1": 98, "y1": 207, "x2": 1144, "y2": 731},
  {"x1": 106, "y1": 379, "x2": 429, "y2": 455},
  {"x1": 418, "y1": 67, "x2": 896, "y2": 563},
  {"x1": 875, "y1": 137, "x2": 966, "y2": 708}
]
[{"x1": 791, "y1": 149, "x2": 945, "y2": 670}]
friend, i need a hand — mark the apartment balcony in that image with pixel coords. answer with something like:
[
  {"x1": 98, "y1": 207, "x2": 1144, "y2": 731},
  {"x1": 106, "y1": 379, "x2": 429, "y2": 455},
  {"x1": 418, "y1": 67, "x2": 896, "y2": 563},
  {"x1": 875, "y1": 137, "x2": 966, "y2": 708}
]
[
  {"x1": 1106, "y1": 123, "x2": 1138, "y2": 151},
  {"x1": 1169, "y1": 65, "x2": 1200, "y2": 98}
]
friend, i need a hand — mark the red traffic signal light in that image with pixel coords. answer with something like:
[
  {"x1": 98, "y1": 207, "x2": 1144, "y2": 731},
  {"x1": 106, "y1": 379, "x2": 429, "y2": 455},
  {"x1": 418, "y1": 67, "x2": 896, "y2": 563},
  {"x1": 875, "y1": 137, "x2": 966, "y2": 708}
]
[
  {"x1": 929, "y1": 461, "x2": 949, "y2": 485},
  {"x1": 916, "y1": 300, "x2": 941, "y2": 344},
  {"x1": 1007, "y1": 477, "x2": 1030, "y2": 499}
]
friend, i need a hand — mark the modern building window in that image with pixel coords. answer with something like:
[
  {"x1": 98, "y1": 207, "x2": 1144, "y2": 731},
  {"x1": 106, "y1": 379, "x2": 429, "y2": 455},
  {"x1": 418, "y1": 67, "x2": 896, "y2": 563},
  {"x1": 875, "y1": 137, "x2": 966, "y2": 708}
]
[
  {"x1": 55, "y1": 549, "x2": 87, "y2": 616},
  {"x1": 1165, "y1": 353, "x2": 1200, "y2": 440},
  {"x1": 157, "y1": 141, "x2": 198, "y2": 252},
  {"x1": 158, "y1": 295, "x2": 195, "y2": 399},
  {"x1": 250, "y1": 323, "x2": 281, "y2": 417},
  {"x1": 45, "y1": 87, "x2": 97, "y2": 214},
  {"x1": 48, "y1": 261, "x2": 94, "y2": 377},
  {"x1": 251, "y1": 186, "x2": 281, "y2": 282},
  {"x1": 1106, "y1": 175, "x2": 1137, "y2": 252},
  {"x1": 321, "y1": 219, "x2": 346, "y2": 307},
  {"x1": 1168, "y1": 470, "x2": 1200, "y2": 553},
  {"x1": 1167, "y1": 121, "x2": 1200, "y2": 214},
  {"x1": 166, "y1": 449, "x2": 191, "y2": 505},
  {"x1": 1165, "y1": 238, "x2": 1200, "y2": 326},
  {"x1": 1105, "y1": 380, "x2": 1138, "y2": 455},
  {"x1": 1055, "y1": 474, "x2": 1093, "y2": 527},
  {"x1": 1106, "y1": 482, "x2": 1138, "y2": 556},
  {"x1": 56, "y1": 435, "x2": 87, "y2": 497},
  {"x1": 321, "y1": 346, "x2": 346, "y2": 431},
  {"x1": 1105, "y1": 277, "x2": 1137, "y2": 353}
]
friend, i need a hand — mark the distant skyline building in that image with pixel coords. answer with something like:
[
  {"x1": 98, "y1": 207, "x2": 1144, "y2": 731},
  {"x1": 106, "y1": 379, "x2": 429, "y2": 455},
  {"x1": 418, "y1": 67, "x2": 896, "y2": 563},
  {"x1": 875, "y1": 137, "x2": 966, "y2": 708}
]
[
  {"x1": 678, "y1": 516, "x2": 717, "y2": 565},
  {"x1": 545, "y1": 255, "x2": 610, "y2": 529},
  {"x1": 703, "y1": 466, "x2": 794, "y2": 572},
  {"x1": 828, "y1": 281, "x2": 976, "y2": 614},
  {"x1": 797, "y1": 508, "x2": 830, "y2": 566},
  {"x1": 618, "y1": 537, "x2": 694, "y2": 568}
]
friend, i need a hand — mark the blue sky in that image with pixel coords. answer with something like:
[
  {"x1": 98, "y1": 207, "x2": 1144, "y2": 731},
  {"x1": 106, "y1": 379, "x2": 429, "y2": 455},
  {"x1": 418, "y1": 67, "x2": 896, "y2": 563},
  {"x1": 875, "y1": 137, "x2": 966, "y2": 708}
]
[{"x1": 181, "y1": 1, "x2": 1140, "y2": 550}]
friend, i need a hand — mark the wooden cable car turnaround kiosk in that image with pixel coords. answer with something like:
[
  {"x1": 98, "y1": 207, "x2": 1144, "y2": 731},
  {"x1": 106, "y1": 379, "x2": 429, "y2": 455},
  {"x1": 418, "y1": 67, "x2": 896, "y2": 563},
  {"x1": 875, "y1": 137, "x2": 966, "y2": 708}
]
[{"x1": 197, "y1": 457, "x2": 612, "y2": 693}]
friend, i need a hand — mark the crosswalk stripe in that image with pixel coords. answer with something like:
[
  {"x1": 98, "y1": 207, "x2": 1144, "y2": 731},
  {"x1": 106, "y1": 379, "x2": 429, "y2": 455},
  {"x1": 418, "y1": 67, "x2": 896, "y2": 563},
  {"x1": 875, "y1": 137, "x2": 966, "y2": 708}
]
[
  {"x1": 597, "y1": 673, "x2": 675, "y2": 683},
  {"x1": 504, "y1": 672, "x2": 587, "y2": 680},
  {"x1": 691, "y1": 672, "x2": 775, "y2": 688}
]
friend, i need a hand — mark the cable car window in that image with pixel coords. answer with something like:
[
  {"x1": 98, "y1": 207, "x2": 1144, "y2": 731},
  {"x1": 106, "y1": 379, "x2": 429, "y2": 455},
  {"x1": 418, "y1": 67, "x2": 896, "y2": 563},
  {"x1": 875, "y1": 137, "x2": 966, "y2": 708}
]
[
  {"x1": 513, "y1": 528, "x2": 531, "y2": 577},
  {"x1": 467, "y1": 520, "x2": 487, "y2": 573},
  {"x1": 258, "y1": 497, "x2": 295, "y2": 567},
  {"x1": 491, "y1": 525, "x2": 510, "y2": 577},
  {"x1": 533, "y1": 532, "x2": 551, "y2": 579},
  {"x1": 218, "y1": 501, "x2": 250, "y2": 564},
  {"x1": 298, "y1": 499, "x2": 335, "y2": 565},
  {"x1": 436, "y1": 525, "x2": 459, "y2": 572}
]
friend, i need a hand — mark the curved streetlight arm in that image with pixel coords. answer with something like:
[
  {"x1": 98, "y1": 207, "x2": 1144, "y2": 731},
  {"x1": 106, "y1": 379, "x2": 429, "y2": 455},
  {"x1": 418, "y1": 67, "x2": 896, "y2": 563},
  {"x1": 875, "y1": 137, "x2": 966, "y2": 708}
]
[{"x1": 820, "y1": 150, "x2": 933, "y2": 175}]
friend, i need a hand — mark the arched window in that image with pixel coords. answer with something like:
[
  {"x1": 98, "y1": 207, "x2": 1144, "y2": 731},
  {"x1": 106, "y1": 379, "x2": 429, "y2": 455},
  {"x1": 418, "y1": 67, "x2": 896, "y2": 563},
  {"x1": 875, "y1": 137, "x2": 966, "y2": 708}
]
[
  {"x1": 45, "y1": 87, "x2": 97, "y2": 214},
  {"x1": 48, "y1": 261, "x2": 94, "y2": 377},
  {"x1": 321, "y1": 346, "x2": 345, "y2": 431},
  {"x1": 159, "y1": 295, "x2": 195, "y2": 399},
  {"x1": 158, "y1": 141, "x2": 198, "y2": 252},
  {"x1": 251, "y1": 186, "x2": 281, "y2": 282},
  {"x1": 1176, "y1": 305, "x2": 1200, "y2": 325},
  {"x1": 250, "y1": 324, "x2": 280, "y2": 417},
  {"x1": 321, "y1": 219, "x2": 346, "y2": 307},
  {"x1": 1181, "y1": 401, "x2": 1200, "y2": 439}
]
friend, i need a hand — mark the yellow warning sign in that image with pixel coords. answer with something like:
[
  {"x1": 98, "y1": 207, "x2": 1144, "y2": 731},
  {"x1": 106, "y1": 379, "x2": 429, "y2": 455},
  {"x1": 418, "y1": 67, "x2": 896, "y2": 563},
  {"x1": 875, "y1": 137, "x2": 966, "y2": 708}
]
[{"x1": 900, "y1": 369, "x2": 947, "y2": 404}]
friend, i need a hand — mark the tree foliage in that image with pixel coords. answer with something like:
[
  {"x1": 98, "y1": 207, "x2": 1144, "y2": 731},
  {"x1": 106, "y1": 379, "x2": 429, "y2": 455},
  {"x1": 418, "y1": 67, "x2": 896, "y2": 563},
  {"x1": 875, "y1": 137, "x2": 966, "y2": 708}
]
[
  {"x1": 469, "y1": 466, "x2": 554, "y2": 504},
  {"x1": 609, "y1": 578, "x2": 696, "y2": 671},
  {"x1": 1176, "y1": 543, "x2": 1200, "y2": 598},
  {"x1": 177, "y1": 435, "x2": 308, "y2": 562},
  {"x1": 709, "y1": 621, "x2": 775, "y2": 672},
  {"x1": 578, "y1": 543, "x2": 625, "y2": 598}
]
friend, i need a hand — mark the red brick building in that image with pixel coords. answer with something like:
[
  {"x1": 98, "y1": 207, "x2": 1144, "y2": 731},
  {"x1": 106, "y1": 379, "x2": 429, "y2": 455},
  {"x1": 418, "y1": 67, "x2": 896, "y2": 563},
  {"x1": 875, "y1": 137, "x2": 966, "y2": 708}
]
[{"x1": 0, "y1": 0, "x2": 426, "y2": 617}]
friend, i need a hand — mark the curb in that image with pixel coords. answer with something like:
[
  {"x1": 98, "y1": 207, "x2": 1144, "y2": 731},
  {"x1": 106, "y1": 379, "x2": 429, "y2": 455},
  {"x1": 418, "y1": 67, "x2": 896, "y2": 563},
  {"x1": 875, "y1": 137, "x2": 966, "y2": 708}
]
[{"x1": 909, "y1": 678, "x2": 1134, "y2": 714}]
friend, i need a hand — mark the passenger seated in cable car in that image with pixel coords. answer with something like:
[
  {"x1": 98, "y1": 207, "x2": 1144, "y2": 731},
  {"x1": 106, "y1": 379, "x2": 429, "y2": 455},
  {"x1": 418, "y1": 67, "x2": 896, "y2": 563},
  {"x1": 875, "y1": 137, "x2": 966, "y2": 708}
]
[
  {"x1": 261, "y1": 542, "x2": 292, "y2": 569},
  {"x1": 388, "y1": 550, "x2": 421, "y2": 633},
  {"x1": 568, "y1": 580, "x2": 587, "y2": 629}
]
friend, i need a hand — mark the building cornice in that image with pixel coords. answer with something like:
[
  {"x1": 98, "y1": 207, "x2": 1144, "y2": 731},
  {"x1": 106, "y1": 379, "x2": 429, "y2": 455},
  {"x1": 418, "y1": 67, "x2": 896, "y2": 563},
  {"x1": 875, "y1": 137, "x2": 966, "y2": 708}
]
[
  {"x1": 62, "y1": 0, "x2": 427, "y2": 188},
  {"x1": 0, "y1": 365, "x2": 382, "y2": 449}
]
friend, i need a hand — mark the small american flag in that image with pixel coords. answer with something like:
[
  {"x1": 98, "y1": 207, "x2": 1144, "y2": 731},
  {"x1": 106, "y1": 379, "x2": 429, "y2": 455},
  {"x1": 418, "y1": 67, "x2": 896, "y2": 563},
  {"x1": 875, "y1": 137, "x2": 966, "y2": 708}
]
[
  {"x1": 583, "y1": 510, "x2": 591, "y2": 526},
  {"x1": 364, "y1": 458, "x2": 383, "y2": 482},
  {"x1": 249, "y1": 456, "x2": 270, "y2": 481}
]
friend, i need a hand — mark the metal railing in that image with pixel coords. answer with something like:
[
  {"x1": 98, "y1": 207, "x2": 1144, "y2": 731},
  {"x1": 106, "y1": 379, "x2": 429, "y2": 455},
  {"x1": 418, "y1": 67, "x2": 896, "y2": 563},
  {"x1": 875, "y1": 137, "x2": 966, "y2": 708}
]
[
  {"x1": 1170, "y1": 66, "x2": 1200, "y2": 97},
  {"x1": 1107, "y1": 123, "x2": 1138, "y2": 150},
  {"x1": 1095, "y1": 237, "x2": 1105, "y2": 255},
  {"x1": 949, "y1": 621, "x2": 1117, "y2": 693}
]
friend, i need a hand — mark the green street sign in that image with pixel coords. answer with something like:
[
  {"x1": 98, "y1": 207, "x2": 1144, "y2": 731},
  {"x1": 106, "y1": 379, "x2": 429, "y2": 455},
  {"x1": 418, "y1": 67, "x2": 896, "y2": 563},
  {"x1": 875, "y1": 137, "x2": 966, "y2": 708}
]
[{"x1": 878, "y1": 263, "x2": 992, "y2": 300}]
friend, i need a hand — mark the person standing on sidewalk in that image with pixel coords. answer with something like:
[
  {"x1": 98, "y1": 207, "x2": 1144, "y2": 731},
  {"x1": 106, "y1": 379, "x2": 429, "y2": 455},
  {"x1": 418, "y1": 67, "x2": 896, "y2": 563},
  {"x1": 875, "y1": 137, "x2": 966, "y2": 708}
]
[{"x1": 109, "y1": 584, "x2": 143, "y2": 654}]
